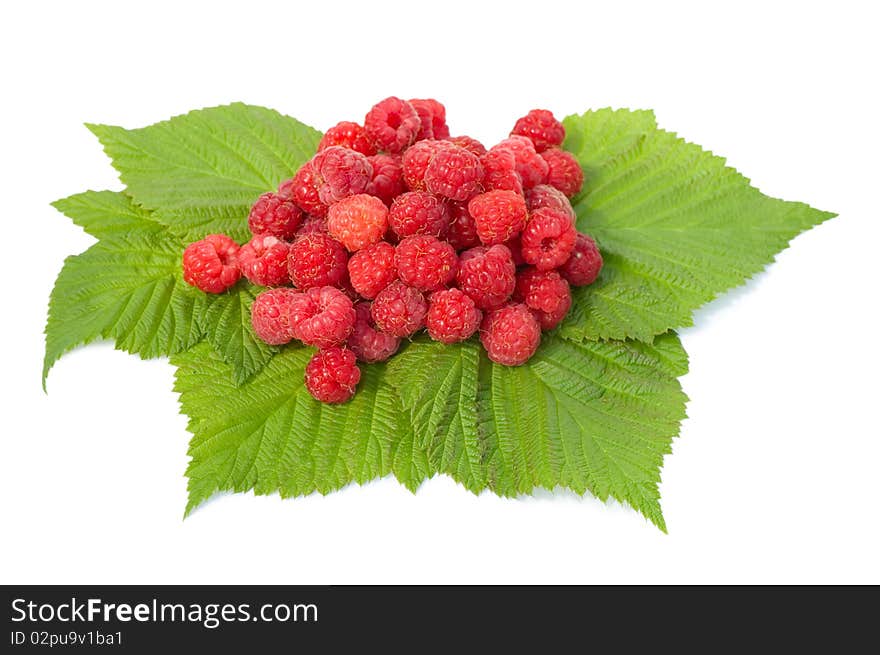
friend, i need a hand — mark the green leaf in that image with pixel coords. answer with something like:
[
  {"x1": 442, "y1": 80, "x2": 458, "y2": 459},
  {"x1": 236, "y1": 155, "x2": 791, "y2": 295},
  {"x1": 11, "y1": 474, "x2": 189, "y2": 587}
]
[
  {"x1": 387, "y1": 334, "x2": 688, "y2": 531},
  {"x1": 172, "y1": 342, "x2": 416, "y2": 515},
  {"x1": 198, "y1": 284, "x2": 277, "y2": 385},
  {"x1": 51, "y1": 189, "x2": 166, "y2": 241},
  {"x1": 561, "y1": 108, "x2": 835, "y2": 341},
  {"x1": 44, "y1": 193, "x2": 205, "y2": 386},
  {"x1": 88, "y1": 103, "x2": 322, "y2": 243}
]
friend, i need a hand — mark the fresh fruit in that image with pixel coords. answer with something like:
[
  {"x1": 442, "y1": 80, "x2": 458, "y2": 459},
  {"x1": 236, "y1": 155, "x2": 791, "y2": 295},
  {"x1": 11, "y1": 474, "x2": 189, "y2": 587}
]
[
  {"x1": 304, "y1": 347, "x2": 361, "y2": 403},
  {"x1": 182, "y1": 234, "x2": 241, "y2": 293}
]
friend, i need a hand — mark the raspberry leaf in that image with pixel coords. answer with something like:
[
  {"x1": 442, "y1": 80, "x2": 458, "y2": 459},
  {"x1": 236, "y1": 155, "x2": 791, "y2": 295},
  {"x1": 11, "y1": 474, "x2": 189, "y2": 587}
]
[
  {"x1": 88, "y1": 103, "x2": 321, "y2": 243},
  {"x1": 44, "y1": 192, "x2": 206, "y2": 387},
  {"x1": 172, "y1": 342, "x2": 416, "y2": 515},
  {"x1": 386, "y1": 333, "x2": 688, "y2": 531},
  {"x1": 198, "y1": 285, "x2": 277, "y2": 386},
  {"x1": 562, "y1": 108, "x2": 835, "y2": 341}
]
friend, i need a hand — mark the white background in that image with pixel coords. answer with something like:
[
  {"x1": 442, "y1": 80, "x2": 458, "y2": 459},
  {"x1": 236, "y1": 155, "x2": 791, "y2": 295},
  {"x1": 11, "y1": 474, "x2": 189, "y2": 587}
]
[{"x1": 1, "y1": 0, "x2": 877, "y2": 584}]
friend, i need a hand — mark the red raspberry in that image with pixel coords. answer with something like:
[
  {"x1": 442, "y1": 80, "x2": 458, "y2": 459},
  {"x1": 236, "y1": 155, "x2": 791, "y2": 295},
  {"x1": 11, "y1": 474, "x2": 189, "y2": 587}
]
[
  {"x1": 520, "y1": 207, "x2": 577, "y2": 271},
  {"x1": 347, "y1": 302, "x2": 401, "y2": 362},
  {"x1": 251, "y1": 288, "x2": 300, "y2": 345},
  {"x1": 541, "y1": 148, "x2": 584, "y2": 197},
  {"x1": 365, "y1": 154, "x2": 405, "y2": 205},
  {"x1": 491, "y1": 136, "x2": 549, "y2": 189},
  {"x1": 277, "y1": 176, "x2": 295, "y2": 200},
  {"x1": 371, "y1": 281, "x2": 427, "y2": 337},
  {"x1": 510, "y1": 109, "x2": 565, "y2": 152},
  {"x1": 525, "y1": 184, "x2": 576, "y2": 222},
  {"x1": 480, "y1": 148, "x2": 523, "y2": 194},
  {"x1": 447, "y1": 135, "x2": 487, "y2": 157},
  {"x1": 327, "y1": 194, "x2": 389, "y2": 251},
  {"x1": 514, "y1": 268, "x2": 572, "y2": 330},
  {"x1": 395, "y1": 235, "x2": 458, "y2": 291},
  {"x1": 468, "y1": 190, "x2": 529, "y2": 246},
  {"x1": 347, "y1": 241, "x2": 398, "y2": 299},
  {"x1": 363, "y1": 96, "x2": 421, "y2": 154},
  {"x1": 445, "y1": 201, "x2": 480, "y2": 250},
  {"x1": 560, "y1": 233, "x2": 603, "y2": 286},
  {"x1": 295, "y1": 215, "x2": 329, "y2": 238},
  {"x1": 290, "y1": 163, "x2": 327, "y2": 217},
  {"x1": 182, "y1": 234, "x2": 241, "y2": 293},
  {"x1": 238, "y1": 235, "x2": 291, "y2": 287},
  {"x1": 311, "y1": 146, "x2": 373, "y2": 206},
  {"x1": 289, "y1": 286, "x2": 356, "y2": 348},
  {"x1": 480, "y1": 303, "x2": 541, "y2": 366},
  {"x1": 424, "y1": 144, "x2": 484, "y2": 201},
  {"x1": 247, "y1": 192, "x2": 303, "y2": 240},
  {"x1": 409, "y1": 98, "x2": 450, "y2": 141},
  {"x1": 426, "y1": 288, "x2": 482, "y2": 344},
  {"x1": 287, "y1": 233, "x2": 348, "y2": 289},
  {"x1": 388, "y1": 191, "x2": 449, "y2": 238},
  {"x1": 401, "y1": 139, "x2": 450, "y2": 191},
  {"x1": 456, "y1": 244, "x2": 516, "y2": 310},
  {"x1": 317, "y1": 121, "x2": 377, "y2": 156},
  {"x1": 304, "y1": 346, "x2": 361, "y2": 404}
]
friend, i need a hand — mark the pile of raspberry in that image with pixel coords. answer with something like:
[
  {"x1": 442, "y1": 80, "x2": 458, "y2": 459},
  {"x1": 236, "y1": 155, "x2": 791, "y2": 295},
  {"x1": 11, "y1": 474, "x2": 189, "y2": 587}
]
[{"x1": 182, "y1": 98, "x2": 603, "y2": 403}]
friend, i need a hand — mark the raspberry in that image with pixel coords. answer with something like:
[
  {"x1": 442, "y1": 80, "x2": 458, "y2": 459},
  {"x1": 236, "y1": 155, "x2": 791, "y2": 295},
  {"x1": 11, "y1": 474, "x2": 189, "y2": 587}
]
[
  {"x1": 347, "y1": 302, "x2": 400, "y2": 362},
  {"x1": 409, "y1": 98, "x2": 449, "y2": 141},
  {"x1": 480, "y1": 148, "x2": 523, "y2": 194},
  {"x1": 456, "y1": 244, "x2": 516, "y2": 310},
  {"x1": 365, "y1": 154, "x2": 405, "y2": 205},
  {"x1": 388, "y1": 191, "x2": 449, "y2": 238},
  {"x1": 560, "y1": 233, "x2": 603, "y2": 286},
  {"x1": 317, "y1": 121, "x2": 377, "y2": 156},
  {"x1": 290, "y1": 163, "x2": 327, "y2": 217},
  {"x1": 445, "y1": 201, "x2": 480, "y2": 250},
  {"x1": 395, "y1": 235, "x2": 458, "y2": 291},
  {"x1": 424, "y1": 144, "x2": 484, "y2": 201},
  {"x1": 510, "y1": 109, "x2": 565, "y2": 152},
  {"x1": 311, "y1": 146, "x2": 373, "y2": 206},
  {"x1": 304, "y1": 346, "x2": 361, "y2": 404},
  {"x1": 426, "y1": 288, "x2": 482, "y2": 344},
  {"x1": 247, "y1": 192, "x2": 303, "y2": 240},
  {"x1": 287, "y1": 233, "x2": 348, "y2": 289},
  {"x1": 371, "y1": 281, "x2": 427, "y2": 337},
  {"x1": 520, "y1": 207, "x2": 577, "y2": 271},
  {"x1": 289, "y1": 286, "x2": 356, "y2": 348},
  {"x1": 347, "y1": 241, "x2": 398, "y2": 299},
  {"x1": 363, "y1": 96, "x2": 421, "y2": 154},
  {"x1": 514, "y1": 268, "x2": 572, "y2": 330},
  {"x1": 295, "y1": 214, "x2": 329, "y2": 238},
  {"x1": 480, "y1": 303, "x2": 541, "y2": 366},
  {"x1": 251, "y1": 288, "x2": 300, "y2": 345},
  {"x1": 182, "y1": 234, "x2": 241, "y2": 293},
  {"x1": 238, "y1": 235, "x2": 291, "y2": 286},
  {"x1": 525, "y1": 184, "x2": 576, "y2": 222},
  {"x1": 491, "y1": 136, "x2": 549, "y2": 189},
  {"x1": 541, "y1": 148, "x2": 584, "y2": 197},
  {"x1": 447, "y1": 135, "x2": 487, "y2": 157},
  {"x1": 468, "y1": 190, "x2": 528, "y2": 246},
  {"x1": 327, "y1": 194, "x2": 389, "y2": 251},
  {"x1": 277, "y1": 176, "x2": 295, "y2": 200},
  {"x1": 401, "y1": 139, "x2": 449, "y2": 191}
]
